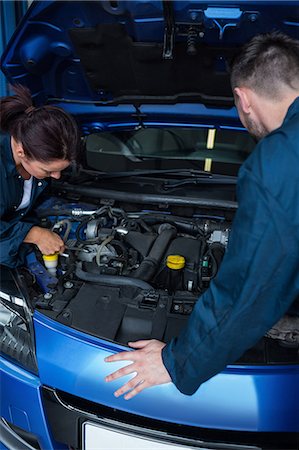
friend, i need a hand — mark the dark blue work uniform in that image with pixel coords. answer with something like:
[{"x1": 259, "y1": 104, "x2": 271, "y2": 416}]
[
  {"x1": 0, "y1": 137, "x2": 47, "y2": 268},
  {"x1": 162, "y1": 97, "x2": 299, "y2": 395}
]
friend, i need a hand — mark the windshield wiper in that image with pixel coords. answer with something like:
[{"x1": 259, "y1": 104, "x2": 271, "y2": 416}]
[
  {"x1": 162, "y1": 174, "x2": 236, "y2": 189},
  {"x1": 78, "y1": 168, "x2": 236, "y2": 182}
]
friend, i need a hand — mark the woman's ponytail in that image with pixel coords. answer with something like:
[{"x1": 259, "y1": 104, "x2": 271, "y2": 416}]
[
  {"x1": 0, "y1": 84, "x2": 33, "y2": 134},
  {"x1": 0, "y1": 84, "x2": 79, "y2": 162}
]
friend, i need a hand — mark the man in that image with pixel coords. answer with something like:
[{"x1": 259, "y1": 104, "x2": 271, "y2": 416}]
[{"x1": 105, "y1": 32, "x2": 299, "y2": 399}]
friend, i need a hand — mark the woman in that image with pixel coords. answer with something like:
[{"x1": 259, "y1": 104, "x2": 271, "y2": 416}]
[{"x1": 0, "y1": 84, "x2": 79, "y2": 268}]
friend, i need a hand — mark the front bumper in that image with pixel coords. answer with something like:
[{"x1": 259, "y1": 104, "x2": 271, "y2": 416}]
[
  {"x1": 1, "y1": 355, "x2": 298, "y2": 450},
  {"x1": 1, "y1": 417, "x2": 42, "y2": 450},
  {"x1": 41, "y1": 386, "x2": 299, "y2": 450},
  {"x1": 0, "y1": 357, "x2": 67, "y2": 450}
]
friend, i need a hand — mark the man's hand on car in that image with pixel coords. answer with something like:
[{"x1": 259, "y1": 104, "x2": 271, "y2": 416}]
[{"x1": 105, "y1": 339, "x2": 171, "y2": 399}]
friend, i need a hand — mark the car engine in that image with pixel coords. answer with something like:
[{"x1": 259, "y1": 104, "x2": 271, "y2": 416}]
[
  {"x1": 22, "y1": 198, "x2": 298, "y2": 351},
  {"x1": 20, "y1": 199, "x2": 231, "y2": 343},
  {"x1": 34, "y1": 200, "x2": 229, "y2": 293}
]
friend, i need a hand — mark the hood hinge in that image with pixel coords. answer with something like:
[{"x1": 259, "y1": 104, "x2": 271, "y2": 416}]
[{"x1": 162, "y1": 0, "x2": 175, "y2": 60}]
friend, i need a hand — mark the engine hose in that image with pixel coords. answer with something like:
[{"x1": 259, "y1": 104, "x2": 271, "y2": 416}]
[
  {"x1": 138, "y1": 215, "x2": 199, "y2": 234},
  {"x1": 133, "y1": 225, "x2": 177, "y2": 281},
  {"x1": 96, "y1": 235, "x2": 114, "y2": 267},
  {"x1": 37, "y1": 209, "x2": 74, "y2": 217},
  {"x1": 75, "y1": 266, "x2": 153, "y2": 290},
  {"x1": 137, "y1": 218, "x2": 153, "y2": 233},
  {"x1": 75, "y1": 217, "x2": 90, "y2": 242},
  {"x1": 52, "y1": 219, "x2": 72, "y2": 242},
  {"x1": 140, "y1": 215, "x2": 229, "y2": 234}
]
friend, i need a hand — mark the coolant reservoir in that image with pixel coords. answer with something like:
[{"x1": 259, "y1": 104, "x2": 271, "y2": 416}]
[
  {"x1": 42, "y1": 253, "x2": 58, "y2": 276},
  {"x1": 165, "y1": 254, "x2": 185, "y2": 294}
]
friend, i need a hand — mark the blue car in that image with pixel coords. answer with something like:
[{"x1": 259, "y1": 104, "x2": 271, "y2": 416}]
[{"x1": 1, "y1": 1, "x2": 298, "y2": 449}]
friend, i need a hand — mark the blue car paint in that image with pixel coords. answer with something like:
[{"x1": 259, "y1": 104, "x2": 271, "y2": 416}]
[
  {"x1": 0, "y1": 357, "x2": 68, "y2": 450},
  {"x1": 34, "y1": 311, "x2": 299, "y2": 433},
  {"x1": 56, "y1": 103, "x2": 240, "y2": 123},
  {"x1": 62, "y1": 104, "x2": 244, "y2": 139},
  {"x1": 54, "y1": 103, "x2": 242, "y2": 138},
  {"x1": 26, "y1": 252, "x2": 58, "y2": 294},
  {"x1": 1, "y1": 1, "x2": 299, "y2": 447},
  {"x1": 2, "y1": 1, "x2": 299, "y2": 105}
]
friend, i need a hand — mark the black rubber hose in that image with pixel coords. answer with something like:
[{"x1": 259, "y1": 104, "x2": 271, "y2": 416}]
[
  {"x1": 75, "y1": 266, "x2": 152, "y2": 290},
  {"x1": 133, "y1": 225, "x2": 177, "y2": 281},
  {"x1": 75, "y1": 218, "x2": 90, "y2": 242},
  {"x1": 36, "y1": 209, "x2": 74, "y2": 217},
  {"x1": 134, "y1": 215, "x2": 201, "y2": 235}
]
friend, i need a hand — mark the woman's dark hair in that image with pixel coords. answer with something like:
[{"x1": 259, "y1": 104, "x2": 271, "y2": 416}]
[
  {"x1": 230, "y1": 32, "x2": 299, "y2": 99},
  {"x1": 0, "y1": 84, "x2": 79, "y2": 162}
]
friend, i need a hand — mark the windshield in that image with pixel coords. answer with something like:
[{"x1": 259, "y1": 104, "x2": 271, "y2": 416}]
[{"x1": 85, "y1": 127, "x2": 255, "y2": 176}]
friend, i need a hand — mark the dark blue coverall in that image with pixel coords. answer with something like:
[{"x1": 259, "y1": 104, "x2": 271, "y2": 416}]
[
  {"x1": 0, "y1": 136, "x2": 47, "y2": 268},
  {"x1": 162, "y1": 97, "x2": 299, "y2": 395}
]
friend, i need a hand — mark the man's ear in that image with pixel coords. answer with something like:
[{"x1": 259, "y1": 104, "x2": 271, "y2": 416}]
[{"x1": 233, "y1": 87, "x2": 251, "y2": 115}]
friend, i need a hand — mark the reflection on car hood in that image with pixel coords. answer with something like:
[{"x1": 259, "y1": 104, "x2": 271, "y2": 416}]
[{"x1": 1, "y1": 1, "x2": 298, "y2": 111}]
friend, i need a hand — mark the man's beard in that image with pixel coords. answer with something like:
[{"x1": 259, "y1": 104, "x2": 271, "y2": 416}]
[{"x1": 245, "y1": 115, "x2": 268, "y2": 142}]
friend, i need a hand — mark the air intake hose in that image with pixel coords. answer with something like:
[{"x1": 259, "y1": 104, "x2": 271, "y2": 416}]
[{"x1": 133, "y1": 224, "x2": 177, "y2": 282}]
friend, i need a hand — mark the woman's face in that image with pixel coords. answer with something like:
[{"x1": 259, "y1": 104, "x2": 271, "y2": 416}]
[
  {"x1": 21, "y1": 156, "x2": 70, "y2": 179},
  {"x1": 12, "y1": 138, "x2": 70, "y2": 179}
]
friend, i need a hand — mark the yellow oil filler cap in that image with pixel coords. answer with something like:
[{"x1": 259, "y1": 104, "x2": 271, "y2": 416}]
[{"x1": 166, "y1": 255, "x2": 185, "y2": 270}]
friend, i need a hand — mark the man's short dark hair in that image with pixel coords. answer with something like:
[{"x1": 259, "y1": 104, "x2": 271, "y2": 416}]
[{"x1": 231, "y1": 32, "x2": 299, "y2": 99}]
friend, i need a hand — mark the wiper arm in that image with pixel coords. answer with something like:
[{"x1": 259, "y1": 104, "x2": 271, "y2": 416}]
[
  {"x1": 103, "y1": 168, "x2": 213, "y2": 179},
  {"x1": 79, "y1": 168, "x2": 232, "y2": 181},
  {"x1": 163, "y1": 174, "x2": 236, "y2": 189}
]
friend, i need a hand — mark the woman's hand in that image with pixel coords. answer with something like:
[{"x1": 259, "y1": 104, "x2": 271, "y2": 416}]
[{"x1": 24, "y1": 226, "x2": 65, "y2": 255}]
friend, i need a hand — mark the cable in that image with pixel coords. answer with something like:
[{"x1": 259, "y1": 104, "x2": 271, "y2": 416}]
[{"x1": 96, "y1": 235, "x2": 114, "y2": 267}]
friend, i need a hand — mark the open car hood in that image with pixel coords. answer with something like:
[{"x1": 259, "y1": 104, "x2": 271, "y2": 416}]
[{"x1": 1, "y1": 0, "x2": 299, "y2": 109}]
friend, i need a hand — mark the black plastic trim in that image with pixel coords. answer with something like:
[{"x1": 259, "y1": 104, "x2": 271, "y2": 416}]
[
  {"x1": 54, "y1": 183, "x2": 238, "y2": 210},
  {"x1": 42, "y1": 387, "x2": 299, "y2": 450},
  {"x1": 0, "y1": 418, "x2": 41, "y2": 450}
]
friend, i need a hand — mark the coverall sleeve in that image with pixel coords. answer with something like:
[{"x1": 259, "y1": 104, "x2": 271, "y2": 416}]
[
  {"x1": 0, "y1": 207, "x2": 35, "y2": 268},
  {"x1": 162, "y1": 166, "x2": 299, "y2": 395}
]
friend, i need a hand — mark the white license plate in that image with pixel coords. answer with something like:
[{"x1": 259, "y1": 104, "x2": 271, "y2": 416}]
[{"x1": 83, "y1": 421, "x2": 199, "y2": 450}]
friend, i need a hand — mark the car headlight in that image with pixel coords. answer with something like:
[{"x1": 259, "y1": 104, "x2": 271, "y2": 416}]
[{"x1": 0, "y1": 267, "x2": 38, "y2": 374}]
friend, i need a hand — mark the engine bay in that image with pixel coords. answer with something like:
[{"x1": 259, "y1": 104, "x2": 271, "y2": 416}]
[
  {"x1": 21, "y1": 197, "x2": 298, "y2": 362},
  {"x1": 23, "y1": 198, "x2": 229, "y2": 342}
]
